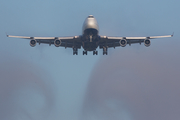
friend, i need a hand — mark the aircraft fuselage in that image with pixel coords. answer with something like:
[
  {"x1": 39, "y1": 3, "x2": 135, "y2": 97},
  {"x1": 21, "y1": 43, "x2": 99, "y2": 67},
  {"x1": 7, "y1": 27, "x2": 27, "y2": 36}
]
[{"x1": 82, "y1": 15, "x2": 100, "y2": 51}]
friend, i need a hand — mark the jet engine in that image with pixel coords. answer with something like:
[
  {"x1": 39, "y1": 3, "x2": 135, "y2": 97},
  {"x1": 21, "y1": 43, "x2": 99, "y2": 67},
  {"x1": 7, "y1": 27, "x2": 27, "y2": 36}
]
[
  {"x1": 30, "y1": 39, "x2": 37, "y2": 47},
  {"x1": 119, "y1": 39, "x2": 127, "y2": 47},
  {"x1": 54, "y1": 39, "x2": 61, "y2": 47},
  {"x1": 144, "y1": 39, "x2": 151, "y2": 47}
]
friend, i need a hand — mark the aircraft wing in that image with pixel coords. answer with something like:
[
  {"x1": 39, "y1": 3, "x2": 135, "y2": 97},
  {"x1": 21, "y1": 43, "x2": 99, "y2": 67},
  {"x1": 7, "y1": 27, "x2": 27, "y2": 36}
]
[
  {"x1": 7, "y1": 35, "x2": 82, "y2": 48},
  {"x1": 99, "y1": 34, "x2": 173, "y2": 48}
]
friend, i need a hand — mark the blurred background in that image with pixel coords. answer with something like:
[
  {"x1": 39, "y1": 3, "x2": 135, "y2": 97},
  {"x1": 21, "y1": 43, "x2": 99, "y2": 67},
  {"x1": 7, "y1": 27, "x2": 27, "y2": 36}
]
[{"x1": 0, "y1": 0, "x2": 179, "y2": 120}]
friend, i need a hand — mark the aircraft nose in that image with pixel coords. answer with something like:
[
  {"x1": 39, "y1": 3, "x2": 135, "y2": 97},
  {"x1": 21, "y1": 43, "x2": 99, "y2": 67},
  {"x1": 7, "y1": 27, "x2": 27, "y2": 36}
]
[{"x1": 82, "y1": 15, "x2": 99, "y2": 33}]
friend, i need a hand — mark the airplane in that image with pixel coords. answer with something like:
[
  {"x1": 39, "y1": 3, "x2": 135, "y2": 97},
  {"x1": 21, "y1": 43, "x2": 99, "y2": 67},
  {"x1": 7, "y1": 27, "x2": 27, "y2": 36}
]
[{"x1": 7, "y1": 15, "x2": 173, "y2": 55}]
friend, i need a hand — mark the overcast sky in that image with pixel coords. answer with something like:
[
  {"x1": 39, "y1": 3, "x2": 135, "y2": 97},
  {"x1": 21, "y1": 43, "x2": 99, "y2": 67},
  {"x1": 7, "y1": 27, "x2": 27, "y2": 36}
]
[{"x1": 0, "y1": 0, "x2": 180, "y2": 120}]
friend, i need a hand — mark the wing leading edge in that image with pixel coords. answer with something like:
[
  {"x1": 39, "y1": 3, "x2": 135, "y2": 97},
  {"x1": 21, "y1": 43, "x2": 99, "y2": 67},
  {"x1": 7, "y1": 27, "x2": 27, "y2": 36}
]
[{"x1": 7, "y1": 35, "x2": 82, "y2": 48}]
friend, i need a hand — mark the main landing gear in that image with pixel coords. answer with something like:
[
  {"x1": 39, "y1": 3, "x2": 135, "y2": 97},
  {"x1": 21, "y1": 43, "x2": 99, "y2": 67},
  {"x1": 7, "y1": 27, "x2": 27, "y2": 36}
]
[
  {"x1": 93, "y1": 50, "x2": 98, "y2": 55},
  {"x1": 103, "y1": 47, "x2": 108, "y2": 55},
  {"x1": 83, "y1": 51, "x2": 87, "y2": 55},
  {"x1": 83, "y1": 51, "x2": 98, "y2": 55},
  {"x1": 73, "y1": 48, "x2": 78, "y2": 55}
]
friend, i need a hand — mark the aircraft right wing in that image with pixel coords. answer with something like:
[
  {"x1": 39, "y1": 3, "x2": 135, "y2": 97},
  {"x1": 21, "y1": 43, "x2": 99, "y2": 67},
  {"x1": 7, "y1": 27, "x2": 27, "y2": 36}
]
[{"x1": 99, "y1": 34, "x2": 173, "y2": 48}]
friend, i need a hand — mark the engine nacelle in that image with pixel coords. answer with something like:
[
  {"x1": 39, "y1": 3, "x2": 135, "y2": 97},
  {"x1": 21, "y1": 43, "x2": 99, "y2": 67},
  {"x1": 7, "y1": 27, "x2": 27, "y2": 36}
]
[
  {"x1": 119, "y1": 39, "x2": 127, "y2": 47},
  {"x1": 144, "y1": 39, "x2": 151, "y2": 47},
  {"x1": 54, "y1": 39, "x2": 61, "y2": 47},
  {"x1": 30, "y1": 39, "x2": 37, "y2": 47}
]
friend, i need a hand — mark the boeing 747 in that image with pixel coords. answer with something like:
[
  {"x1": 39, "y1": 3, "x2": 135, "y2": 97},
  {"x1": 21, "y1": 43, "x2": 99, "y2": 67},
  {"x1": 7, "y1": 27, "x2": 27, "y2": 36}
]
[{"x1": 7, "y1": 15, "x2": 173, "y2": 55}]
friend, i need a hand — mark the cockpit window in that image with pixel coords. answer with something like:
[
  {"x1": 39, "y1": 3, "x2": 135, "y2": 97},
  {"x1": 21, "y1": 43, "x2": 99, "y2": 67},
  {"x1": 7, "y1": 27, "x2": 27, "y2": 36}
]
[{"x1": 88, "y1": 15, "x2": 94, "y2": 18}]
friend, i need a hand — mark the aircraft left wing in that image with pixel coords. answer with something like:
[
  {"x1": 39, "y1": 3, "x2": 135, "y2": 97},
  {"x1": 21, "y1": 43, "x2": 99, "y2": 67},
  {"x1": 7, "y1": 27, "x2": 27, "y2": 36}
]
[
  {"x1": 99, "y1": 34, "x2": 173, "y2": 48},
  {"x1": 7, "y1": 35, "x2": 82, "y2": 48}
]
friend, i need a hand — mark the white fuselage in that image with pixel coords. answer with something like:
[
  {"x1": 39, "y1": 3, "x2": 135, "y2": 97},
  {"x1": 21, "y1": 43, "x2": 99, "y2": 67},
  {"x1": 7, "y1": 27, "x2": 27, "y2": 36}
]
[{"x1": 81, "y1": 15, "x2": 100, "y2": 51}]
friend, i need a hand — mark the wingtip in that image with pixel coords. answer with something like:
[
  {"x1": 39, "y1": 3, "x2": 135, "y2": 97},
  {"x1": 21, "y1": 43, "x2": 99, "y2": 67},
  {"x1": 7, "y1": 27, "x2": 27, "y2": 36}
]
[
  {"x1": 171, "y1": 32, "x2": 174, "y2": 37},
  {"x1": 6, "y1": 32, "x2": 9, "y2": 37}
]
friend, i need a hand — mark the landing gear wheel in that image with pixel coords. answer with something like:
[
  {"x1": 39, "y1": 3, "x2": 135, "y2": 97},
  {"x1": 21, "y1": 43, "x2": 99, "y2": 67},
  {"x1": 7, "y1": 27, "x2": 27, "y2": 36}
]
[
  {"x1": 83, "y1": 51, "x2": 87, "y2": 55},
  {"x1": 103, "y1": 52, "x2": 107, "y2": 55},
  {"x1": 103, "y1": 47, "x2": 108, "y2": 55},
  {"x1": 73, "y1": 52, "x2": 78, "y2": 55},
  {"x1": 93, "y1": 51, "x2": 98, "y2": 55},
  {"x1": 73, "y1": 48, "x2": 78, "y2": 55}
]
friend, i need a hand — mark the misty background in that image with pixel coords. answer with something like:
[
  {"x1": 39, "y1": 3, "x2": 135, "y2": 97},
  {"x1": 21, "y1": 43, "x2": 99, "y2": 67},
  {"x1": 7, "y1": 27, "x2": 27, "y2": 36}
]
[{"x1": 0, "y1": 0, "x2": 180, "y2": 120}]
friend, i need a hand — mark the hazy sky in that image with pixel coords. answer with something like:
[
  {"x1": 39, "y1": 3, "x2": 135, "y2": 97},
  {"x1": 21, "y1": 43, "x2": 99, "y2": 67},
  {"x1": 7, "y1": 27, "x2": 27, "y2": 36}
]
[{"x1": 0, "y1": 0, "x2": 180, "y2": 120}]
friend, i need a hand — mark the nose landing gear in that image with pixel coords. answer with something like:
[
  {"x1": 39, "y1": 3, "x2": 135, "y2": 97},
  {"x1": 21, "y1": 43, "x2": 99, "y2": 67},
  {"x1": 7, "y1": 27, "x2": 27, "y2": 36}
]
[
  {"x1": 73, "y1": 48, "x2": 78, "y2": 55},
  {"x1": 103, "y1": 47, "x2": 108, "y2": 55}
]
